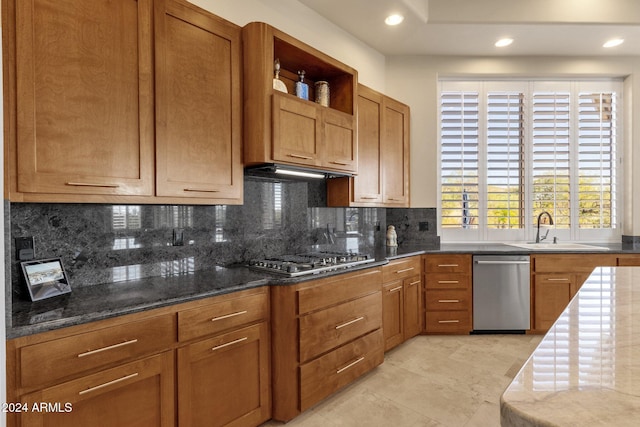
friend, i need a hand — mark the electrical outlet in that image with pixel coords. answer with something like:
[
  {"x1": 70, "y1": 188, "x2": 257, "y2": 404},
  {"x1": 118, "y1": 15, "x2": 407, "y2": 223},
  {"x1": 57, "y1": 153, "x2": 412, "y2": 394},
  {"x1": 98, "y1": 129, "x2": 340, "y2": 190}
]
[
  {"x1": 15, "y1": 236, "x2": 35, "y2": 260},
  {"x1": 172, "y1": 229, "x2": 184, "y2": 246},
  {"x1": 419, "y1": 221, "x2": 429, "y2": 231}
]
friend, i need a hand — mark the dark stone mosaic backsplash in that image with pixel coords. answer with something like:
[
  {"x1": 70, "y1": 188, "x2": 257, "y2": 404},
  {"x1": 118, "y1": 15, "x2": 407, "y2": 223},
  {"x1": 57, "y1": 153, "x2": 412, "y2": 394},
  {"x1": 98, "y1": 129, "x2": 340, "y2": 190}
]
[{"x1": 7, "y1": 177, "x2": 438, "y2": 301}]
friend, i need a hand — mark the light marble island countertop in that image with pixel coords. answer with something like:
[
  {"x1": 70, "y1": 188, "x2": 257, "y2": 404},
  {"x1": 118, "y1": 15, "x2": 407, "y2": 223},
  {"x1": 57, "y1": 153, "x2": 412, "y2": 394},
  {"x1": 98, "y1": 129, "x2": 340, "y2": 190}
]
[{"x1": 501, "y1": 266, "x2": 640, "y2": 426}]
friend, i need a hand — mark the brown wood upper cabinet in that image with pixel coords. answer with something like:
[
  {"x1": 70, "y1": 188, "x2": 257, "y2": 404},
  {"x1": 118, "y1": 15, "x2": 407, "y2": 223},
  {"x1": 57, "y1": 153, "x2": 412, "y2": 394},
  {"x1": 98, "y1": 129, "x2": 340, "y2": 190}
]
[
  {"x1": 242, "y1": 22, "x2": 358, "y2": 174},
  {"x1": 5, "y1": 0, "x2": 243, "y2": 204},
  {"x1": 327, "y1": 84, "x2": 410, "y2": 207},
  {"x1": 10, "y1": 0, "x2": 155, "y2": 198},
  {"x1": 154, "y1": 0, "x2": 243, "y2": 202}
]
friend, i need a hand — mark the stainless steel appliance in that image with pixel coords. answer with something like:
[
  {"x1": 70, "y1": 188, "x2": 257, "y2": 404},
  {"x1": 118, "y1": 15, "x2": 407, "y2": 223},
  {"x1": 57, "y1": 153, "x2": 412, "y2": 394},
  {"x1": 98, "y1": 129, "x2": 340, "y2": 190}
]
[
  {"x1": 472, "y1": 255, "x2": 530, "y2": 332},
  {"x1": 248, "y1": 252, "x2": 374, "y2": 277}
]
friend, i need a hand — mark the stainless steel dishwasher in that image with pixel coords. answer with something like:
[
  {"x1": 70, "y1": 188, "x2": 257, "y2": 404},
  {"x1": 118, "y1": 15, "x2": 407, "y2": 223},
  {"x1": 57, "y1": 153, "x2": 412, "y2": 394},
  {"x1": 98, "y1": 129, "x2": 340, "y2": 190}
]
[{"x1": 472, "y1": 255, "x2": 530, "y2": 333}]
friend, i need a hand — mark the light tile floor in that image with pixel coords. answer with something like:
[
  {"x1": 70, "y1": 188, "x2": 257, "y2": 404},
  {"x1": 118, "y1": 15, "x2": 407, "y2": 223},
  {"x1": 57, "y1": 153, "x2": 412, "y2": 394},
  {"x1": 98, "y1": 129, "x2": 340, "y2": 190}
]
[{"x1": 262, "y1": 334, "x2": 542, "y2": 427}]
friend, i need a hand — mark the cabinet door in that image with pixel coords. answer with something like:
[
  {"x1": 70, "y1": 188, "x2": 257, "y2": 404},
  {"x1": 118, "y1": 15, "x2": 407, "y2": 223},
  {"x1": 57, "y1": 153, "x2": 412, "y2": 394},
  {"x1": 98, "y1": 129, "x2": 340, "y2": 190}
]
[
  {"x1": 20, "y1": 351, "x2": 174, "y2": 427},
  {"x1": 272, "y1": 93, "x2": 322, "y2": 167},
  {"x1": 381, "y1": 97, "x2": 410, "y2": 206},
  {"x1": 15, "y1": 0, "x2": 154, "y2": 196},
  {"x1": 155, "y1": 0, "x2": 243, "y2": 201},
  {"x1": 323, "y1": 109, "x2": 356, "y2": 172},
  {"x1": 382, "y1": 281, "x2": 404, "y2": 351},
  {"x1": 178, "y1": 322, "x2": 270, "y2": 427},
  {"x1": 534, "y1": 274, "x2": 575, "y2": 331},
  {"x1": 353, "y1": 87, "x2": 383, "y2": 203},
  {"x1": 403, "y1": 275, "x2": 423, "y2": 340}
]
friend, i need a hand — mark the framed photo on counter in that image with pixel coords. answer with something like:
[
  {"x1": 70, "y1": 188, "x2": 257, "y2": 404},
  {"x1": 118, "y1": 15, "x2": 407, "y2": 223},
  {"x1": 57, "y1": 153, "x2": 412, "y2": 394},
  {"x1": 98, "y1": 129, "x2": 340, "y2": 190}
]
[{"x1": 20, "y1": 258, "x2": 71, "y2": 301}]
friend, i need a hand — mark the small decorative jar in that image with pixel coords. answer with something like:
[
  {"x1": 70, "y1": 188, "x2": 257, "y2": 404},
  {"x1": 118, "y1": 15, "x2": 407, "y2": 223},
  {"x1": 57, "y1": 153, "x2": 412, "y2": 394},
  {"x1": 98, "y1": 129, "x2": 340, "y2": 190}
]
[{"x1": 315, "y1": 81, "x2": 329, "y2": 107}]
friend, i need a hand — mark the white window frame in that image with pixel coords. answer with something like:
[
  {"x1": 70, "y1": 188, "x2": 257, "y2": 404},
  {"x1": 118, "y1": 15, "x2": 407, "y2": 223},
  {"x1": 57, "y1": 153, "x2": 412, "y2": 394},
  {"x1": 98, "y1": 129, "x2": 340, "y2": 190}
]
[{"x1": 438, "y1": 79, "x2": 623, "y2": 243}]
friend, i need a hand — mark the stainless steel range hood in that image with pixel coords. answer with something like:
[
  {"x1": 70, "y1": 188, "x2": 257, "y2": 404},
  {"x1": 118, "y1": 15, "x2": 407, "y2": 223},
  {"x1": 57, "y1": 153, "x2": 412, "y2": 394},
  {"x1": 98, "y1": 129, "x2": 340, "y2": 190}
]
[{"x1": 244, "y1": 164, "x2": 354, "y2": 180}]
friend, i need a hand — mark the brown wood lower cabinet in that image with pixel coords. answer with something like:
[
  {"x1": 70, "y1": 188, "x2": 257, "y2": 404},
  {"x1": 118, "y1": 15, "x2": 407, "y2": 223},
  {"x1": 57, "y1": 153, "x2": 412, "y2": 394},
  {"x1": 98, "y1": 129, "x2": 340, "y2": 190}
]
[
  {"x1": 20, "y1": 351, "x2": 175, "y2": 427},
  {"x1": 530, "y1": 254, "x2": 617, "y2": 333},
  {"x1": 271, "y1": 268, "x2": 384, "y2": 421},
  {"x1": 7, "y1": 286, "x2": 271, "y2": 427},
  {"x1": 423, "y1": 254, "x2": 472, "y2": 334},
  {"x1": 381, "y1": 256, "x2": 422, "y2": 351}
]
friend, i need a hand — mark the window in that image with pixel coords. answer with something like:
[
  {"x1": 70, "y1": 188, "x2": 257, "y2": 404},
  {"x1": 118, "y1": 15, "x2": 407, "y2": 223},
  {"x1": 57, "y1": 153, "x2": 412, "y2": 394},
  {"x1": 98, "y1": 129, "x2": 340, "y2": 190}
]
[{"x1": 439, "y1": 80, "x2": 621, "y2": 242}]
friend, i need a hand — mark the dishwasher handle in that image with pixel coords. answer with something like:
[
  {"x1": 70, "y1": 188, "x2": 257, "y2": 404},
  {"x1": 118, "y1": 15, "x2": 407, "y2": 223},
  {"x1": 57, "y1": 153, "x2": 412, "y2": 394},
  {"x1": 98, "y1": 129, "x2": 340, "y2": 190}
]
[{"x1": 474, "y1": 260, "x2": 530, "y2": 265}]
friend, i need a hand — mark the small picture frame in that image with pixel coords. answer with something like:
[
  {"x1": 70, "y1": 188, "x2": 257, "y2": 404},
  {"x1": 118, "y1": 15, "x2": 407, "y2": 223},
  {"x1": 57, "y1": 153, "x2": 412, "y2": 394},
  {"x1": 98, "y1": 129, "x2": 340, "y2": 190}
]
[{"x1": 21, "y1": 258, "x2": 71, "y2": 301}]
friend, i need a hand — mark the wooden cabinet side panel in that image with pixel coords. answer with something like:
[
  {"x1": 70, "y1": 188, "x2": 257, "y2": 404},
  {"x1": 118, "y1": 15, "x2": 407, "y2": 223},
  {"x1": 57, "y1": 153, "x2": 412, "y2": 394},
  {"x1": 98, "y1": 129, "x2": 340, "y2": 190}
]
[
  {"x1": 14, "y1": 0, "x2": 154, "y2": 196},
  {"x1": 270, "y1": 285, "x2": 301, "y2": 422},
  {"x1": 155, "y1": 0, "x2": 242, "y2": 201}
]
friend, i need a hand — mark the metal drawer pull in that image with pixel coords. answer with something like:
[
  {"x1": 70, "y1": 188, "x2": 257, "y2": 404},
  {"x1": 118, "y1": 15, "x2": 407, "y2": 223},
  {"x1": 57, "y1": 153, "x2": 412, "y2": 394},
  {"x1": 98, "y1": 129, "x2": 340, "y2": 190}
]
[
  {"x1": 437, "y1": 280, "x2": 459, "y2": 284},
  {"x1": 437, "y1": 264, "x2": 459, "y2": 267},
  {"x1": 409, "y1": 280, "x2": 421, "y2": 286},
  {"x1": 329, "y1": 161, "x2": 349, "y2": 166},
  {"x1": 335, "y1": 316, "x2": 364, "y2": 330},
  {"x1": 438, "y1": 320, "x2": 460, "y2": 324},
  {"x1": 389, "y1": 286, "x2": 403, "y2": 293},
  {"x1": 79, "y1": 373, "x2": 139, "y2": 395},
  {"x1": 396, "y1": 267, "x2": 415, "y2": 273},
  {"x1": 211, "y1": 310, "x2": 247, "y2": 322},
  {"x1": 361, "y1": 197, "x2": 378, "y2": 200},
  {"x1": 547, "y1": 278, "x2": 570, "y2": 281},
  {"x1": 337, "y1": 356, "x2": 365, "y2": 374},
  {"x1": 438, "y1": 299, "x2": 460, "y2": 303},
  {"x1": 288, "y1": 153, "x2": 313, "y2": 160},
  {"x1": 66, "y1": 182, "x2": 119, "y2": 188},
  {"x1": 77, "y1": 339, "x2": 139, "y2": 358},
  {"x1": 211, "y1": 337, "x2": 248, "y2": 352},
  {"x1": 184, "y1": 188, "x2": 220, "y2": 193}
]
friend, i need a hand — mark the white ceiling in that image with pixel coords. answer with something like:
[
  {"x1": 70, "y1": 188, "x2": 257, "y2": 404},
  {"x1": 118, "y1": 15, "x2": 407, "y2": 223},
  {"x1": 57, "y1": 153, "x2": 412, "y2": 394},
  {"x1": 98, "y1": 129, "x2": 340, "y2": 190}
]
[{"x1": 297, "y1": 0, "x2": 640, "y2": 56}]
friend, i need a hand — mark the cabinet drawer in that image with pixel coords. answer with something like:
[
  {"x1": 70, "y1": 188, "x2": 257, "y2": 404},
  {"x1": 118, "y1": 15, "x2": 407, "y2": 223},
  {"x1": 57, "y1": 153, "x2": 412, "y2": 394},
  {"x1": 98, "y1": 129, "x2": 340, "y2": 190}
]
[
  {"x1": 178, "y1": 292, "x2": 268, "y2": 342},
  {"x1": 424, "y1": 254, "x2": 471, "y2": 274},
  {"x1": 424, "y1": 273, "x2": 470, "y2": 290},
  {"x1": 20, "y1": 314, "x2": 176, "y2": 390},
  {"x1": 532, "y1": 254, "x2": 616, "y2": 273},
  {"x1": 299, "y1": 292, "x2": 382, "y2": 363},
  {"x1": 300, "y1": 329, "x2": 383, "y2": 411},
  {"x1": 382, "y1": 257, "x2": 420, "y2": 282},
  {"x1": 425, "y1": 310, "x2": 471, "y2": 333},
  {"x1": 425, "y1": 289, "x2": 471, "y2": 311},
  {"x1": 297, "y1": 268, "x2": 381, "y2": 315}
]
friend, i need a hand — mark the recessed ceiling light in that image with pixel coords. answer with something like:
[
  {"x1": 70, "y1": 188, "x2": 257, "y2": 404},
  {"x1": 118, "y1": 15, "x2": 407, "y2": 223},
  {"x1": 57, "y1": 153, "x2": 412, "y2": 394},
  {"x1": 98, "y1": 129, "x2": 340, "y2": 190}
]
[
  {"x1": 385, "y1": 14, "x2": 404, "y2": 26},
  {"x1": 495, "y1": 38, "x2": 514, "y2": 48},
  {"x1": 603, "y1": 38, "x2": 624, "y2": 48}
]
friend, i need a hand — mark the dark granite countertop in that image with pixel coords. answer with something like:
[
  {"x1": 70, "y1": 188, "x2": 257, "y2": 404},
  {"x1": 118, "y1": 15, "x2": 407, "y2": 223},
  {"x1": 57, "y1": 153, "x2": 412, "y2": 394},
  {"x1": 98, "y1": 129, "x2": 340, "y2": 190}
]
[
  {"x1": 10, "y1": 242, "x2": 640, "y2": 339},
  {"x1": 9, "y1": 259, "x2": 389, "y2": 339}
]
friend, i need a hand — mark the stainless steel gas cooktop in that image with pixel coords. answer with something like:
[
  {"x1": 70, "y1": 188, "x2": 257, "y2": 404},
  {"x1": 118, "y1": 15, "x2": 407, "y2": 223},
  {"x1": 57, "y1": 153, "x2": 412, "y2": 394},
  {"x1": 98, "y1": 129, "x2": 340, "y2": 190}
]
[{"x1": 248, "y1": 251, "x2": 375, "y2": 277}]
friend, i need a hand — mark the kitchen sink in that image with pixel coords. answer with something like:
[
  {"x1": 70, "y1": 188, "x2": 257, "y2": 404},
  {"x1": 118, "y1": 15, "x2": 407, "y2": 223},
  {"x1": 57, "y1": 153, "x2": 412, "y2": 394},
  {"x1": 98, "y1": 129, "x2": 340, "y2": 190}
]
[{"x1": 504, "y1": 242, "x2": 610, "y2": 251}]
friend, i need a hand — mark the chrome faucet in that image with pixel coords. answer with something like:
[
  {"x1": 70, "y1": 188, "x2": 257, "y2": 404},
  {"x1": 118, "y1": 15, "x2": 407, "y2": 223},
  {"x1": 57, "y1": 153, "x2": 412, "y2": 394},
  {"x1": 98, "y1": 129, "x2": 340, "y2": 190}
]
[{"x1": 535, "y1": 211, "x2": 554, "y2": 243}]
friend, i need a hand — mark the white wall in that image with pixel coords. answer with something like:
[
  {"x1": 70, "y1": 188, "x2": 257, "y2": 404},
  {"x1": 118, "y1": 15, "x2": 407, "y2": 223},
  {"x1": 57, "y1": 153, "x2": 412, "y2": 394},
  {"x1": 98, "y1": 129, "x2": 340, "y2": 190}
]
[
  {"x1": 189, "y1": 0, "x2": 387, "y2": 91},
  {"x1": 385, "y1": 55, "x2": 640, "y2": 236}
]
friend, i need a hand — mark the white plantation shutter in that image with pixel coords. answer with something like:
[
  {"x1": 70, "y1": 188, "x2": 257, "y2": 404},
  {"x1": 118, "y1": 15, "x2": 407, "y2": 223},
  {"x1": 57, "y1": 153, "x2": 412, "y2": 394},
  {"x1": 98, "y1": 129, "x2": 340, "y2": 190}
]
[
  {"x1": 487, "y1": 92, "x2": 524, "y2": 229},
  {"x1": 440, "y1": 91, "x2": 479, "y2": 229},
  {"x1": 532, "y1": 91, "x2": 571, "y2": 228},
  {"x1": 578, "y1": 92, "x2": 616, "y2": 229}
]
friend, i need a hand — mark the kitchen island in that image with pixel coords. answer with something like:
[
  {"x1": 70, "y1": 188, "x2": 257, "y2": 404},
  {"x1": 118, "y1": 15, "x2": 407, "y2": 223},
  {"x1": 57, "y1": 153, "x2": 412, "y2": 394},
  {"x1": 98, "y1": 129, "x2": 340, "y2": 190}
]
[{"x1": 501, "y1": 266, "x2": 640, "y2": 426}]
